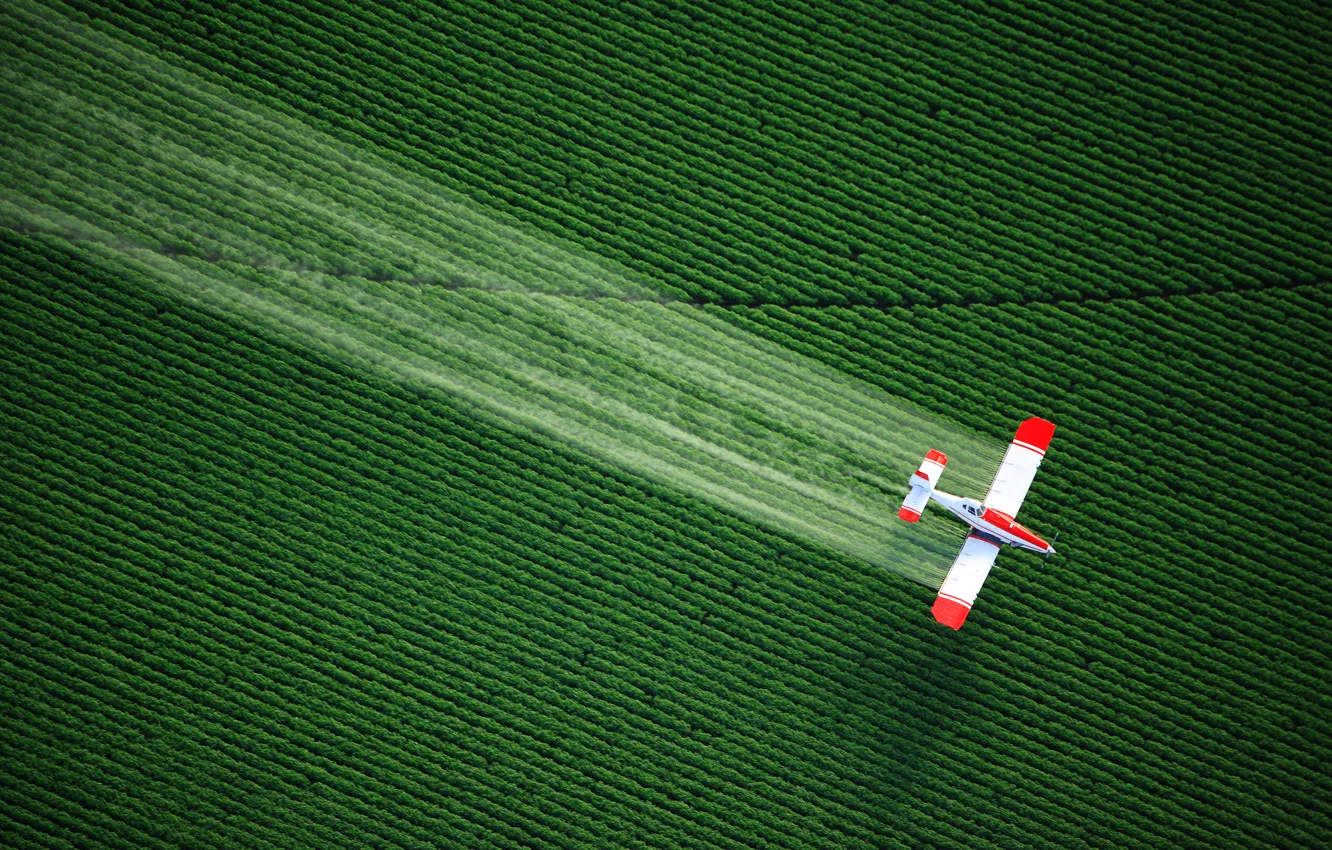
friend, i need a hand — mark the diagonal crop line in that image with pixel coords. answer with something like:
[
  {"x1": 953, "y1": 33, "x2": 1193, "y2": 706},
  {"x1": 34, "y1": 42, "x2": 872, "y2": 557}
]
[
  {"x1": 3, "y1": 211, "x2": 1004, "y2": 588},
  {"x1": 0, "y1": 0, "x2": 1011, "y2": 588},
  {"x1": 0, "y1": 219, "x2": 673, "y2": 303},
  {"x1": 3, "y1": 220, "x2": 1325, "y2": 314},
  {"x1": 77, "y1": 235, "x2": 1002, "y2": 584},
  {"x1": 0, "y1": 0, "x2": 661, "y2": 300}
]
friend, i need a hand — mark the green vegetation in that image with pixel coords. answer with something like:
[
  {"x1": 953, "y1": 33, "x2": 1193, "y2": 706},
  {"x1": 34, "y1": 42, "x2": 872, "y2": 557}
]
[
  {"x1": 1, "y1": 1, "x2": 1001, "y2": 582},
  {"x1": 3, "y1": 1, "x2": 1330, "y2": 848}
]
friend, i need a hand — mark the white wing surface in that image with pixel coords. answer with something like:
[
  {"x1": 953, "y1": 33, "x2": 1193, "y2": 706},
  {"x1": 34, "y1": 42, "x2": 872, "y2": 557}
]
[
  {"x1": 932, "y1": 533, "x2": 1002, "y2": 629},
  {"x1": 983, "y1": 417, "x2": 1056, "y2": 518}
]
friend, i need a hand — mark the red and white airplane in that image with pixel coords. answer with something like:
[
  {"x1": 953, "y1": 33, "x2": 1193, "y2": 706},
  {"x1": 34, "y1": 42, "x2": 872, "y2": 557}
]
[{"x1": 898, "y1": 417, "x2": 1057, "y2": 630}]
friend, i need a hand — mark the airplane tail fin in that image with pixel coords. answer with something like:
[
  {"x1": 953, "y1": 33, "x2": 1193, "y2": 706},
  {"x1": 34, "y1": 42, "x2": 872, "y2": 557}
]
[{"x1": 899, "y1": 450, "x2": 947, "y2": 522}]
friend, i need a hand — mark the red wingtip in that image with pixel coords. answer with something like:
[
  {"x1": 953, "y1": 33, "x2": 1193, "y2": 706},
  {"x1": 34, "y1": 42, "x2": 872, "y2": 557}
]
[
  {"x1": 932, "y1": 596, "x2": 970, "y2": 630},
  {"x1": 898, "y1": 506, "x2": 922, "y2": 522},
  {"x1": 1014, "y1": 418, "x2": 1056, "y2": 453},
  {"x1": 925, "y1": 449, "x2": 947, "y2": 465}
]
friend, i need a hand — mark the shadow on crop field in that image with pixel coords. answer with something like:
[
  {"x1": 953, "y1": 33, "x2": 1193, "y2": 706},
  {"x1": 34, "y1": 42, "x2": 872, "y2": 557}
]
[{"x1": 832, "y1": 608, "x2": 977, "y2": 813}]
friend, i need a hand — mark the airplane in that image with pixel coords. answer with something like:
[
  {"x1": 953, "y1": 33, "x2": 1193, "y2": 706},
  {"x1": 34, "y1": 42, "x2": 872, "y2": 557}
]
[{"x1": 898, "y1": 417, "x2": 1056, "y2": 629}]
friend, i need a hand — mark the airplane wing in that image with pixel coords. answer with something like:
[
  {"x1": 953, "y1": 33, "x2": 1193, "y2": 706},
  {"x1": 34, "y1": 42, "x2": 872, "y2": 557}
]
[
  {"x1": 983, "y1": 417, "x2": 1056, "y2": 518},
  {"x1": 932, "y1": 532, "x2": 1002, "y2": 629}
]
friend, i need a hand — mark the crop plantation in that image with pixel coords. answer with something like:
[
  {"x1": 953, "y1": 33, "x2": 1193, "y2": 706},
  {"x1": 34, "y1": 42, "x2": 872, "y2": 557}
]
[{"x1": 2, "y1": 1, "x2": 1330, "y2": 847}]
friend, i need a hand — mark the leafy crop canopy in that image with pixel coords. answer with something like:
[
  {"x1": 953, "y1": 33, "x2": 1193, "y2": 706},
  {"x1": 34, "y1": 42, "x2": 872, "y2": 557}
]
[{"x1": 2, "y1": 1, "x2": 1330, "y2": 848}]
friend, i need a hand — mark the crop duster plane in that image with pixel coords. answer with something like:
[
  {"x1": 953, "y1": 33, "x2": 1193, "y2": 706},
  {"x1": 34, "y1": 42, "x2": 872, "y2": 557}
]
[{"x1": 899, "y1": 417, "x2": 1056, "y2": 629}]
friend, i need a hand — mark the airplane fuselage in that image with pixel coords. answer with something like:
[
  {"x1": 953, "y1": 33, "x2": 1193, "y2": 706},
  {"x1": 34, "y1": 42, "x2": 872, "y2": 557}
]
[{"x1": 930, "y1": 490, "x2": 1054, "y2": 554}]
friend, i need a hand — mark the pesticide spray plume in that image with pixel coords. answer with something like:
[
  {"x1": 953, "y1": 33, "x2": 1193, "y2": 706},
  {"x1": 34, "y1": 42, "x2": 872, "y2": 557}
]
[{"x1": 1, "y1": 0, "x2": 1006, "y2": 587}]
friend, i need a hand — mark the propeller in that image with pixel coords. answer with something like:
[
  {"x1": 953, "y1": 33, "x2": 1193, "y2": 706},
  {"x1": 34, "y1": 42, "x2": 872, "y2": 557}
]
[{"x1": 1044, "y1": 530, "x2": 1061, "y2": 564}]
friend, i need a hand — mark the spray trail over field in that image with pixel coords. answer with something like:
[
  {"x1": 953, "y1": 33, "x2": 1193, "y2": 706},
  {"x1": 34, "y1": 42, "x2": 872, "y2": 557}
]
[
  {"x1": 0, "y1": 0, "x2": 657, "y2": 301},
  {"x1": 0, "y1": 0, "x2": 1003, "y2": 586}
]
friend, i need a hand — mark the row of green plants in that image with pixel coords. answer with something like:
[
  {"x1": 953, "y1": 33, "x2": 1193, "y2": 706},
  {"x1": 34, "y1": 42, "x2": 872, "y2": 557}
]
[
  {"x1": 0, "y1": 15, "x2": 658, "y2": 299},
  {"x1": 5, "y1": 0, "x2": 1331, "y2": 845},
  {"x1": 4, "y1": 237, "x2": 937, "y2": 848},
  {"x1": 6, "y1": 215, "x2": 1330, "y2": 849},
  {"x1": 719, "y1": 289, "x2": 1330, "y2": 838},
  {"x1": 67, "y1": 0, "x2": 1330, "y2": 308}
]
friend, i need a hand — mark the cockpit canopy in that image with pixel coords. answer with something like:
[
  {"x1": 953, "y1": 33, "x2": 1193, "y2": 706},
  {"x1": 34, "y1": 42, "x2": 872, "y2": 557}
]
[{"x1": 964, "y1": 500, "x2": 984, "y2": 515}]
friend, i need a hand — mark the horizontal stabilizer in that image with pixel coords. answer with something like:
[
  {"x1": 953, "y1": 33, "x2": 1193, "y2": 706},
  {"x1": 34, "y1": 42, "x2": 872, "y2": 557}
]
[{"x1": 899, "y1": 450, "x2": 946, "y2": 521}]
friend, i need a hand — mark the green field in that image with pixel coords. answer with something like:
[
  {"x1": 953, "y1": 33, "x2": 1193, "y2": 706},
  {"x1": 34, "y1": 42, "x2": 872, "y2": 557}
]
[{"x1": 3, "y1": 1, "x2": 1330, "y2": 847}]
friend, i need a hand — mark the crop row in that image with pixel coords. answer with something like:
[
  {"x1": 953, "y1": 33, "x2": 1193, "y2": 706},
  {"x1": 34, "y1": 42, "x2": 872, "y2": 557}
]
[
  {"x1": 717, "y1": 289, "x2": 1332, "y2": 827},
  {"x1": 5, "y1": 0, "x2": 1332, "y2": 845},
  {"x1": 65, "y1": 0, "x2": 1332, "y2": 309},
  {"x1": 6, "y1": 227, "x2": 1332, "y2": 847},
  {"x1": 1, "y1": 238, "x2": 943, "y2": 847}
]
